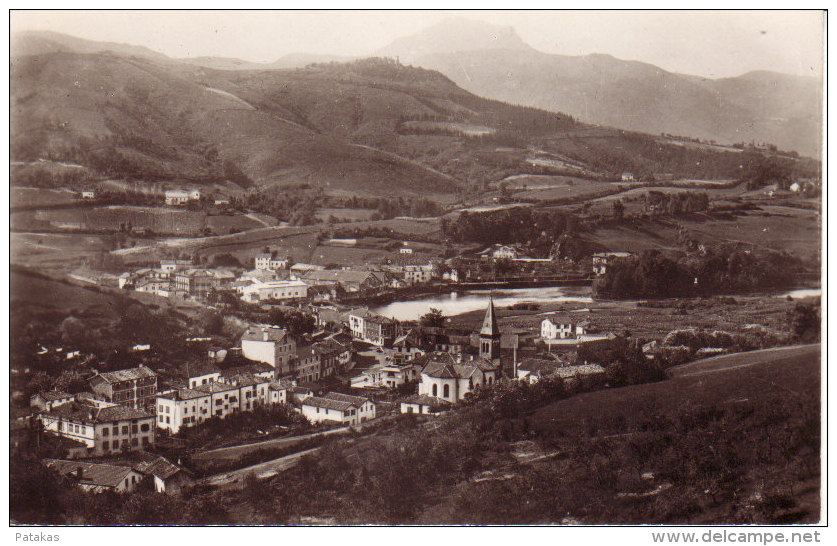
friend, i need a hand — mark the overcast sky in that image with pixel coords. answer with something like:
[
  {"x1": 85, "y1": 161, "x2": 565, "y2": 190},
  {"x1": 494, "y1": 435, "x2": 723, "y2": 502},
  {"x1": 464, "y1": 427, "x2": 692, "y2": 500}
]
[{"x1": 10, "y1": 9, "x2": 824, "y2": 79}]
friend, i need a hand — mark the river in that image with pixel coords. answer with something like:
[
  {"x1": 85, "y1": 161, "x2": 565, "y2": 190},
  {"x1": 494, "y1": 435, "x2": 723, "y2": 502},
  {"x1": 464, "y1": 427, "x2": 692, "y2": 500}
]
[{"x1": 371, "y1": 286, "x2": 593, "y2": 321}]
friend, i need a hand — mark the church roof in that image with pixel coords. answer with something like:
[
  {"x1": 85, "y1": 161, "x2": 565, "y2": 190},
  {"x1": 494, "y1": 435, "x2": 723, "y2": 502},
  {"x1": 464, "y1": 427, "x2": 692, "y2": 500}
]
[{"x1": 480, "y1": 297, "x2": 500, "y2": 337}]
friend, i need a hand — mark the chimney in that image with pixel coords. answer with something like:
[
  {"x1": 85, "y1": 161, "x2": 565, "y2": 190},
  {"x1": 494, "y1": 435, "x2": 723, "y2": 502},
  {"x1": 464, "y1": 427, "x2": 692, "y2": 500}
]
[{"x1": 263, "y1": 330, "x2": 269, "y2": 341}]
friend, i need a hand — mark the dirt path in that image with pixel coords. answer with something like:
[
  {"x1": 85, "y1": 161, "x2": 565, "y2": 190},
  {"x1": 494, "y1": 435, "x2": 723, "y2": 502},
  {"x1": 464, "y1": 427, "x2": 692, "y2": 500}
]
[
  {"x1": 193, "y1": 426, "x2": 350, "y2": 461},
  {"x1": 204, "y1": 447, "x2": 321, "y2": 490}
]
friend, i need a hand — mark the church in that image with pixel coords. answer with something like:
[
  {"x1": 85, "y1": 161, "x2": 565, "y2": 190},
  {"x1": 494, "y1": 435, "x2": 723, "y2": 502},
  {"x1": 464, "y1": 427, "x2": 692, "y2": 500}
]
[{"x1": 416, "y1": 298, "x2": 502, "y2": 404}]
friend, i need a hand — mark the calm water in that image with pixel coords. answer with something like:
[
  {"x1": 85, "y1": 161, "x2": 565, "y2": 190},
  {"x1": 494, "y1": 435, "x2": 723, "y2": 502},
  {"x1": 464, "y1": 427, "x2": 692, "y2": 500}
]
[
  {"x1": 777, "y1": 288, "x2": 821, "y2": 299},
  {"x1": 372, "y1": 287, "x2": 593, "y2": 321}
]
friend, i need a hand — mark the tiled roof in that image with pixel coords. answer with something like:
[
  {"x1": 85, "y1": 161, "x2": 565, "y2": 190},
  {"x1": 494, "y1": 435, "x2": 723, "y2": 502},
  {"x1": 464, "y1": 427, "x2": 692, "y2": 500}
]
[
  {"x1": 517, "y1": 358, "x2": 562, "y2": 374},
  {"x1": 312, "y1": 339, "x2": 346, "y2": 355},
  {"x1": 302, "y1": 396, "x2": 357, "y2": 412},
  {"x1": 97, "y1": 364, "x2": 157, "y2": 383},
  {"x1": 222, "y1": 361, "x2": 275, "y2": 377},
  {"x1": 36, "y1": 390, "x2": 72, "y2": 402},
  {"x1": 269, "y1": 379, "x2": 293, "y2": 391},
  {"x1": 553, "y1": 364, "x2": 606, "y2": 378},
  {"x1": 187, "y1": 361, "x2": 221, "y2": 378},
  {"x1": 42, "y1": 402, "x2": 152, "y2": 423},
  {"x1": 241, "y1": 326, "x2": 289, "y2": 343},
  {"x1": 95, "y1": 405, "x2": 155, "y2": 422},
  {"x1": 223, "y1": 373, "x2": 266, "y2": 387},
  {"x1": 158, "y1": 388, "x2": 208, "y2": 401},
  {"x1": 322, "y1": 392, "x2": 370, "y2": 406},
  {"x1": 401, "y1": 394, "x2": 452, "y2": 409},
  {"x1": 194, "y1": 381, "x2": 238, "y2": 394},
  {"x1": 44, "y1": 459, "x2": 135, "y2": 488},
  {"x1": 421, "y1": 358, "x2": 497, "y2": 379}
]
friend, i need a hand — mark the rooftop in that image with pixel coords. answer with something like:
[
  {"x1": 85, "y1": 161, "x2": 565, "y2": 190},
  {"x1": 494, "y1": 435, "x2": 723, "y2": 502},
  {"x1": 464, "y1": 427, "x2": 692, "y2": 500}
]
[
  {"x1": 322, "y1": 392, "x2": 370, "y2": 406},
  {"x1": 43, "y1": 459, "x2": 135, "y2": 489},
  {"x1": 94, "y1": 364, "x2": 157, "y2": 384},
  {"x1": 241, "y1": 325, "x2": 290, "y2": 343},
  {"x1": 302, "y1": 396, "x2": 358, "y2": 412}
]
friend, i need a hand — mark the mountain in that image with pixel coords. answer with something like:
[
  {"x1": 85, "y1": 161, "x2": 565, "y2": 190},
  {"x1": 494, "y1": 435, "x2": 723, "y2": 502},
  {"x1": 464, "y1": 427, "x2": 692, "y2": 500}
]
[
  {"x1": 11, "y1": 31, "x2": 812, "y2": 198},
  {"x1": 375, "y1": 18, "x2": 531, "y2": 59},
  {"x1": 378, "y1": 19, "x2": 822, "y2": 157}
]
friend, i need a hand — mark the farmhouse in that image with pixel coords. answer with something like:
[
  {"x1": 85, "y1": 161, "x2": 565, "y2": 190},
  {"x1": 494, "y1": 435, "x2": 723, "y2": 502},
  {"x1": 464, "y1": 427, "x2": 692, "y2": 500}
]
[
  {"x1": 89, "y1": 364, "x2": 158, "y2": 410},
  {"x1": 541, "y1": 316, "x2": 591, "y2": 340},
  {"x1": 43, "y1": 459, "x2": 144, "y2": 493},
  {"x1": 515, "y1": 358, "x2": 567, "y2": 383},
  {"x1": 352, "y1": 362, "x2": 420, "y2": 389},
  {"x1": 621, "y1": 172, "x2": 635, "y2": 181},
  {"x1": 131, "y1": 453, "x2": 193, "y2": 494}
]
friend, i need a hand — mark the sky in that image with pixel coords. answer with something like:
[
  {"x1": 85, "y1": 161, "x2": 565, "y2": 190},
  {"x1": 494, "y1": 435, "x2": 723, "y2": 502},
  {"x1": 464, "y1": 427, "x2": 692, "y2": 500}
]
[{"x1": 10, "y1": 9, "x2": 824, "y2": 79}]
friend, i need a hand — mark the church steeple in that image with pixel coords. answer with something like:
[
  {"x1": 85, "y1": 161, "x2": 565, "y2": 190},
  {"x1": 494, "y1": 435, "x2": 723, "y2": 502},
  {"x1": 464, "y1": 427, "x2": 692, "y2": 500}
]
[
  {"x1": 479, "y1": 296, "x2": 501, "y2": 361},
  {"x1": 480, "y1": 296, "x2": 500, "y2": 337}
]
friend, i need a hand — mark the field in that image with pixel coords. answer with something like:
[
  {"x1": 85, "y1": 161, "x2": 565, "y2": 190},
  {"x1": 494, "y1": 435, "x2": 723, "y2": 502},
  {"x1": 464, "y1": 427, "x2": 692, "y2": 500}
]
[
  {"x1": 446, "y1": 293, "x2": 813, "y2": 340},
  {"x1": 533, "y1": 343, "x2": 820, "y2": 433},
  {"x1": 11, "y1": 187, "x2": 80, "y2": 208},
  {"x1": 11, "y1": 206, "x2": 208, "y2": 236},
  {"x1": 10, "y1": 268, "x2": 124, "y2": 318},
  {"x1": 206, "y1": 214, "x2": 274, "y2": 235},
  {"x1": 10, "y1": 232, "x2": 117, "y2": 271},
  {"x1": 315, "y1": 208, "x2": 377, "y2": 222},
  {"x1": 515, "y1": 179, "x2": 627, "y2": 202}
]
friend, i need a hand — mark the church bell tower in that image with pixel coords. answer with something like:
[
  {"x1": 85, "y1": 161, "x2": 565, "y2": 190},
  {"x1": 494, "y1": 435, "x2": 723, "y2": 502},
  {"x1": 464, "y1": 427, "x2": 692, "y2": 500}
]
[{"x1": 479, "y1": 296, "x2": 501, "y2": 362}]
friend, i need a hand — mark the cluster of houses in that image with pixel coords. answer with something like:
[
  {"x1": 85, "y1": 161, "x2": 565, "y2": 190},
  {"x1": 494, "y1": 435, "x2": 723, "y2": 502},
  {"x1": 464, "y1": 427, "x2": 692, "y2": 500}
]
[
  {"x1": 25, "y1": 290, "x2": 626, "y2": 497},
  {"x1": 118, "y1": 256, "x2": 443, "y2": 304}
]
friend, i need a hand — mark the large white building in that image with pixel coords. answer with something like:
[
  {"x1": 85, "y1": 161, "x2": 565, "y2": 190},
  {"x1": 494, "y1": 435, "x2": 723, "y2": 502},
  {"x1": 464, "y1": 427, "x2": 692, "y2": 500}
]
[
  {"x1": 403, "y1": 264, "x2": 435, "y2": 284},
  {"x1": 240, "y1": 325, "x2": 297, "y2": 373},
  {"x1": 239, "y1": 280, "x2": 308, "y2": 303},
  {"x1": 156, "y1": 374, "x2": 271, "y2": 434}
]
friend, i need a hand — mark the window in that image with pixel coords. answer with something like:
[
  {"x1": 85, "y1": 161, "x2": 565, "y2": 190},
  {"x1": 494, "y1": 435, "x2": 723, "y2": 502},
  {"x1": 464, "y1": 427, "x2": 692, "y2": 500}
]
[
  {"x1": 122, "y1": 426, "x2": 129, "y2": 435},
  {"x1": 131, "y1": 425, "x2": 138, "y2": 434},
  {"x1": 57, "y1": 422, "x2": 63, "y2": 431},
  {"x1": 159, "y1": 416, "x2": 164, "y2": 423},
  {"x1": 432, "y1": 384, "x2": 437, "y2": 396},
  {"x1": 102, "y1": 427, "x2": 109, "y2": 436},
  {"x1": 443, "y1": 384, "x2": 450, "y2": 398},
  {"x1": 81, "y1": 426, "x2": 86, "y2": 434},
  {"x1": 166, "y1": 417, "x2": 170, "y2": 424},
  {"x1": 140, "y1": 424, "x2": 149, "y2": 432},
  {"x1": 158, "y1": 405, "x2": 163, "y2": 413},
  {"x1": 132, "y1": 438, "x2": 138, "y2": 447}
]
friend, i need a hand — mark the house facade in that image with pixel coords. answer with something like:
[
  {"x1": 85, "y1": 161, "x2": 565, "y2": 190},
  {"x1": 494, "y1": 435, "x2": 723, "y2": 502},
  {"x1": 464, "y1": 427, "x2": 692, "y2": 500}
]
[
  {"x1": 39, "y1": 402, "x2": 156, "y2": 457},
  {"x1": 89, "y1": 364, "x2": 158, "y2": 410},
  {"x1": 300, "y1": 392, "x2": 375, "y2": 426},
  {"x1": 240, "y1": 325, "x2": 296, "y2": 373},
  {"x1": 43, "y1": 459, "x2": 145, "y2": 493}
]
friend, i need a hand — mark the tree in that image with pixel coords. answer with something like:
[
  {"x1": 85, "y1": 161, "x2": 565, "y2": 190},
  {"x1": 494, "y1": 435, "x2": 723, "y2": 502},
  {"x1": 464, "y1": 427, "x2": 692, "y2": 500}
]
[
  {"x1": 789, "y1": 302, "x2": 820, "y2": 342},
  {"x1": 420, "y1": 308, "x2": 446, "y2": 328},
  {"x1": 612, "y1": 199, "x2": 625, "y2": 219}
]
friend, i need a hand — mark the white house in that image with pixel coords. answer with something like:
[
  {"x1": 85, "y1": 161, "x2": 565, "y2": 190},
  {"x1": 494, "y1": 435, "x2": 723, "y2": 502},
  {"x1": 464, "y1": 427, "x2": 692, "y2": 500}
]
[
  {"x1": 240, "y1": 325, "x2": 297, "y2": 373},
  {"x1": 540, "y1": 316, "x2": 590, "y2": 340},
  {"x1": 352, "y1": 363, "x2": 420, "y2": 389},
  {"x1": 417, "y1": 354, "x2": 498, "y2": 404},
  {"x1": 403, "y1": 264, "x2": 435, "y2": 284},
  {"x1": 399, "y1": 394, "x2": 451, "y2": 415},
  {"x1": 81, "y1": 190, "x2": 96, "y2": 200},
  {"x1": 491, "y1": 245, "x2": 519, "y2": 260},
  {"x1": 592, "y1": 252, "x2": 633, "y2": 276},
  {"x1": 187, "y1": 363, "x2": 222, "y2": 389},
  {"x1": 621, "y1": 173, "x2": 635, "y2": 182},
  {"x1": 164, "y1": 190, "x2": 191, "y2": 206},
  {"x1": 300, "y1": 392, "x2": 375, "y2": 426},
  {"x1": 254, "y1": 253, "x2": 273, "y2": 270}
]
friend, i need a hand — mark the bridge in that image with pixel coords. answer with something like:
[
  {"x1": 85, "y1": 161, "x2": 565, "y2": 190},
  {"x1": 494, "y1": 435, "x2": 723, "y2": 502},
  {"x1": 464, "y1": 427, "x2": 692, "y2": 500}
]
[{"x1": 453, "y1": 276, "x2": 593, "y2": 289}]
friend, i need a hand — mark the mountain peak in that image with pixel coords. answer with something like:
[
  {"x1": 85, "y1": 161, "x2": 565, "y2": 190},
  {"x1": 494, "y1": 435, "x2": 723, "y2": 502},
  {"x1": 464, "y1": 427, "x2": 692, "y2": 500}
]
[{"x1": 376, "y1": 18, "x2": 531, "y2": 62}]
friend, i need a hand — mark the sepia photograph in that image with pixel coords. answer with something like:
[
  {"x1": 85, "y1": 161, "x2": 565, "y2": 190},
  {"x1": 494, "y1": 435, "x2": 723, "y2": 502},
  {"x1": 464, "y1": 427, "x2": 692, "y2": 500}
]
[{"x1": 7, "y1": 8, "x2": 825, "y2": 530}]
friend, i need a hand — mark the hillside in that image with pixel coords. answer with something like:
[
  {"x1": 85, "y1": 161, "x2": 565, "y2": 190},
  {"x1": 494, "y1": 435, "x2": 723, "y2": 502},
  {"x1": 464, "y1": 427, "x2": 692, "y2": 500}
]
[
  {"x1": 378, "y1": 19, "x2": 822, "y2": 157},
  {"x1": 11, "y1": 31, "x2": 817, "y2": 199}
]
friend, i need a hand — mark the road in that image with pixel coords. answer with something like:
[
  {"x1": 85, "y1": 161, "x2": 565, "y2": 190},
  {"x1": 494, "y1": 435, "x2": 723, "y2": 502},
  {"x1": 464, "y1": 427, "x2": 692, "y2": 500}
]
[
  {"x1": 193, "y1": 426, "x2": 351, "y2": 462},
  {"x1": 667, "y1": 343, "x2": 820, "y2": 378},
  {"x1": 204, "y1": 447, "x2": 322, "y2": 490}
]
